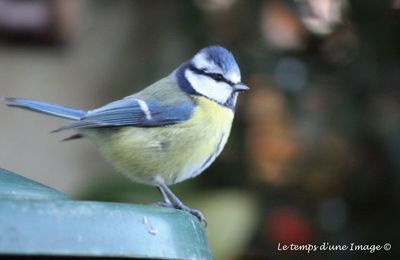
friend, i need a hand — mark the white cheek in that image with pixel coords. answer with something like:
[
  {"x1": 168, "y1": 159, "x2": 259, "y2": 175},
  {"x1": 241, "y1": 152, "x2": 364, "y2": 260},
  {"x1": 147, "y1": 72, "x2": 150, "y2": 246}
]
[{"x1": 185, "y1": 70, "x2": 232, "y2": 104}]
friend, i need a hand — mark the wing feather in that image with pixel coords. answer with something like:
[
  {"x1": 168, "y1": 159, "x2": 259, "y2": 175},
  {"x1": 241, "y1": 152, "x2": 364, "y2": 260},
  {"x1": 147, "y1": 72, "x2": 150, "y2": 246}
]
[{"x1": 53, "y1": 98, "x2": 194, "y2": 132}]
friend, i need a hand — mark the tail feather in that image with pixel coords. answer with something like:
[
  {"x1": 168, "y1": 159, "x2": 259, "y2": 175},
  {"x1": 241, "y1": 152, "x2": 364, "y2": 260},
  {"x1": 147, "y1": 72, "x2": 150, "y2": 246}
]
[
  {"x1": 5, "y1": 97, "x2": 86, "y2": 120},
  {"x1": 62, "y1": 133, "x2": 83, "y2": 141}
]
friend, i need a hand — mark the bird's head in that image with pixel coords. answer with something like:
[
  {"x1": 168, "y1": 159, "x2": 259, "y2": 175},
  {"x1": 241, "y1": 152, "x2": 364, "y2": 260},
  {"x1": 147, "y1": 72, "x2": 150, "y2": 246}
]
[{"x1": 176, "y1": 45, "x2": 249, "y2": 109}]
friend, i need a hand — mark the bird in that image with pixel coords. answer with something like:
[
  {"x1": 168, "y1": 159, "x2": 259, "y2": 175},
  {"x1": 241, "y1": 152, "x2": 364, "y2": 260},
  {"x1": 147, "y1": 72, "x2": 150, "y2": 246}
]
[{"x1": 5, "y1": 45, "x2": 249, "y2": 224}]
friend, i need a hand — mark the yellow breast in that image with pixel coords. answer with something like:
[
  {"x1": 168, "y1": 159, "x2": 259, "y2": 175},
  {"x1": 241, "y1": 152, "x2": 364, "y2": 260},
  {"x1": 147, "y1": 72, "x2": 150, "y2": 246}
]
[{"x1": 86, "y1": 96, "x2": 234, "y2": 186}]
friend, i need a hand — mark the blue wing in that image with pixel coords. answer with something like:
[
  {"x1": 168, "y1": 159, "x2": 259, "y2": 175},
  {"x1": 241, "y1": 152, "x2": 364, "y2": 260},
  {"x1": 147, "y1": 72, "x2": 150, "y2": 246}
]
[{"x1": 53, "y1": 98, "x2": 194, "y2": 132}]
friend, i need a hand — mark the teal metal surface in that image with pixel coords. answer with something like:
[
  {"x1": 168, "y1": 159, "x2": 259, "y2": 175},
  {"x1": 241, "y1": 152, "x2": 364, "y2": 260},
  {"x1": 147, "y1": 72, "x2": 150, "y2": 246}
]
[
  {"x1": 0, "y1": 168, "x2": 68, "y2": 200},
  {"x1": 0, "y1": 168, "x2": 212, "y2": 259}
]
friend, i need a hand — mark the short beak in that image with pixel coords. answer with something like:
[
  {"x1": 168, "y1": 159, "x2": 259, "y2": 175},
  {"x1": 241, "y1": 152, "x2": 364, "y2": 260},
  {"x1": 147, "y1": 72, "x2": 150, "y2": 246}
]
[{"x1": 234, "y1": 83, "x2": 250, "y2": 92}]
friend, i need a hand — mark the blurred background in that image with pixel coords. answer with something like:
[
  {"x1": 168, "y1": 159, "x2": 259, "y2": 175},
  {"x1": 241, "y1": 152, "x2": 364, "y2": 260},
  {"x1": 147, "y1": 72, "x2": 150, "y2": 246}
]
[{"x1": 0, "y1": 0, "x2": 399, "y2": 259}]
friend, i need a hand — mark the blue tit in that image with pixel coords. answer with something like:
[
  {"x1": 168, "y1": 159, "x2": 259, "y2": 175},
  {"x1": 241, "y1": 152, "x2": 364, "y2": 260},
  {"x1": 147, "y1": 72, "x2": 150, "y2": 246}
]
[{"x1": 5, "y1": 45, "x2": 249, "y2": 224}]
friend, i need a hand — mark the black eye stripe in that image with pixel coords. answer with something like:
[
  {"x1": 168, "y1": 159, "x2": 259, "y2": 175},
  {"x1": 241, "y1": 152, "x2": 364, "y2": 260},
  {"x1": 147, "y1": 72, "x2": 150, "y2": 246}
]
[
  {"x1": 210, "y1": 73, "x2": 224, "y2": 81},
  {"x1": 189, "y1": 65, "x2": 234, "y2": 86}
]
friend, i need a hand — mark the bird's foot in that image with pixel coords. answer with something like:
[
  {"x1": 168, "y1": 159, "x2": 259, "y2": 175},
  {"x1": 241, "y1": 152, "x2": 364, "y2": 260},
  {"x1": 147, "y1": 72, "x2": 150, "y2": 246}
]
[
  {"x1": 156, "y1": 183, "x2": 207, "y2": 226},
  {"x1": 175, "y1": 204, "x2": 207, "y2": 226},
  {"x1": 155, "y1": 201, "x2": 207, "y2": 226},
  {"x1": 154, "y1": 201, "x2": 174, "y2": 208}
]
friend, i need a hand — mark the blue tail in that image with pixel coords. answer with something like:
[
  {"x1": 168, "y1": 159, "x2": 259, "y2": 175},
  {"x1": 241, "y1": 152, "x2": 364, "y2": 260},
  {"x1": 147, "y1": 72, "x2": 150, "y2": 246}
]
[{"x1": 5, "y1": 97, "x2": 86, "y2": 120}]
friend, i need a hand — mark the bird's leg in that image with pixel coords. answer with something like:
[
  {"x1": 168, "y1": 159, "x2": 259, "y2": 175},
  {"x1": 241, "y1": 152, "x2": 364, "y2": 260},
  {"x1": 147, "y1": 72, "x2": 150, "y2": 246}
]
[
  {"x1": 157, "y1": 183, "x2": 207, "y2": 225},
  {"x1": 155, "y1": 186, "x2": 174, "y2": 208}
]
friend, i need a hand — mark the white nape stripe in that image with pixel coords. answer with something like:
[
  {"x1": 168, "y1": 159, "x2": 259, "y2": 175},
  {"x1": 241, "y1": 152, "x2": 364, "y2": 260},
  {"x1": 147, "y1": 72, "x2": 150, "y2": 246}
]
[
  {"x1": 137, "y1": 99, "x2": 152, "y2": 120},
  {"x1": 227, "y1": 72, "x2": 241, "y2": 84},
  {"x1": 192, "y1": 53, "x2": 220, "y2": 74},
  {"x1": 192, "y1": 52, "x2": 241, "y2": 84}
]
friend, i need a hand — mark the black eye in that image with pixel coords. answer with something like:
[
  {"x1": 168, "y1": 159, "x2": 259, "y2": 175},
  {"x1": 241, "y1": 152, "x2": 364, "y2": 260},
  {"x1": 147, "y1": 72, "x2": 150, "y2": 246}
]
[{"x1": 211, "y1": 73, "x2": 224, "y2": 81}]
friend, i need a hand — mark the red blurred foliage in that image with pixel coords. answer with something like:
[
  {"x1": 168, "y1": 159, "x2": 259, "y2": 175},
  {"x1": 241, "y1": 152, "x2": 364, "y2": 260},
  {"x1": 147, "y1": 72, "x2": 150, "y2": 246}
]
[{"x1": 265, "y1": 207, "x2": 314, "y2": 245}]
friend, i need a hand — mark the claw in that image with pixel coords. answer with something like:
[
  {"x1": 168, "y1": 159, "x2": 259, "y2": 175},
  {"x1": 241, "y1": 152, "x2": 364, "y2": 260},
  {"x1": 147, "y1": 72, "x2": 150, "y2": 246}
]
[
  {"x1": 154, "y1": 201, "x2": 174, "y2": 208},
  {"x1": 177, "y1": 204, "x2": 207, "y2": 226},
  {"x1": 155, "y1": 201, "x2": 207, "y2": 225}
]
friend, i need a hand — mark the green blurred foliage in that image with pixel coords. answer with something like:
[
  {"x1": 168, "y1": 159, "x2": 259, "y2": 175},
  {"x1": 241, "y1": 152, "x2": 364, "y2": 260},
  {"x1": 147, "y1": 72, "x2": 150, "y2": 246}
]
[{"x1": 1, "y1": 0, "x2": 399, "y2": 259}]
